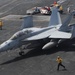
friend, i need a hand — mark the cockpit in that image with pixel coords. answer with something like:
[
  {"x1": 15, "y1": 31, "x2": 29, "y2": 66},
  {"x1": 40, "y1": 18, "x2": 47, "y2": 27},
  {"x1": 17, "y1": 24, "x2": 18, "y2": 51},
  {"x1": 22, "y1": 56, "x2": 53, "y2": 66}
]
[
  {"x1": 10, "y1": 31, "x2": 24, "y2": 40},
  {"x1": 10, "y1": 30, "x2": 32, "y2": 40}
]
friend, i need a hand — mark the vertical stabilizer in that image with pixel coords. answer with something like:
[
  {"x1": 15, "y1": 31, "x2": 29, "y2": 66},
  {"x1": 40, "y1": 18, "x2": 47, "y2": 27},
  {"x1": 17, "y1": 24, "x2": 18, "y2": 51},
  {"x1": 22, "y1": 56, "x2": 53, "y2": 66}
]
[
  {"x1": 21, "y1": 16, "x2": 33, "y2": 30},
  {"x1": 71, "y1": 24, "x2": 75, "y2": 38},
  {"x1": 49, "y1": 7, "x2": 62, "y2": 26},
  {"x1": 59, "y1": 12, "x2": 74, "y2": 31}
]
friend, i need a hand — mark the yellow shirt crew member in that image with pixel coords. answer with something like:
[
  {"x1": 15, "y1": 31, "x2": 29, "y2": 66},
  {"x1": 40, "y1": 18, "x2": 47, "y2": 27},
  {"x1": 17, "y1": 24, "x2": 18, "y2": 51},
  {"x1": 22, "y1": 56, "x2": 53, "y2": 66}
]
[
  {"x1": 59, "y1": 5, "x2": 63, "y2": 11},
  {"x1": 56, "y1": 56, "x2": 62, "y2": 63},
  {"x1": 56, "y1": 56, "x2": 66, "y2": 71},
  {"x1": 0, "y1": 20, "x2": 3, "y2": 30}
]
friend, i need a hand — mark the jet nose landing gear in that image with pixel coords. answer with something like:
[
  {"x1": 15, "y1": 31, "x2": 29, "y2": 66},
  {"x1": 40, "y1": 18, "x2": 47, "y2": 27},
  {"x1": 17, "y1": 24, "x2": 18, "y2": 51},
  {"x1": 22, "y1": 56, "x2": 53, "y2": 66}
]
[
  {"x1": 19, "y1": 47, "x2": 25, "y2": 56},
  {"x1": 19, "y1": 51, "x2": 25, "y2": 56}
]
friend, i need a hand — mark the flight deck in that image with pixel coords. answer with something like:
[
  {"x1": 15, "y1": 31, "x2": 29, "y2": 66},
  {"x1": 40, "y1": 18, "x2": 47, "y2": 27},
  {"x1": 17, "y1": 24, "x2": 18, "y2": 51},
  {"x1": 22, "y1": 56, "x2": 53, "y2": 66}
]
[{"x1": 0, "y1": 0, "x2": 75, "y2": 75}]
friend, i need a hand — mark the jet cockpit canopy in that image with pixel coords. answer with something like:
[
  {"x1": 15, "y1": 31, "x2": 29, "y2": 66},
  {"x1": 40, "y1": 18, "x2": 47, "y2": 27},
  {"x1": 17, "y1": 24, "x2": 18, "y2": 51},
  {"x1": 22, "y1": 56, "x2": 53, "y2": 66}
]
[
  {"x1": 10, "y1": 31, "x2": 25, "y2": 40},
  {"x1": 10, "y1": 29, "x2": 32, "y2": 40}
]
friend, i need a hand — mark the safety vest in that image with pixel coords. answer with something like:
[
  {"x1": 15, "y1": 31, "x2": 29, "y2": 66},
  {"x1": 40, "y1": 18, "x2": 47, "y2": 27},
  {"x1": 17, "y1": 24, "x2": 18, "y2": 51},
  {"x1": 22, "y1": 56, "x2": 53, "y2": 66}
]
[
  {"x1": 59, "y1": 6, "x2": 63, "y2": 10},
  {"x1": 55, "y1": 4, "x2": 59, "y2": 7},
  {"x1": 0, "y1": 21, "x2": 3, "y2": 27},
  {"x1": 56, "y1": 58, "x2": 62, "y2": 63}
]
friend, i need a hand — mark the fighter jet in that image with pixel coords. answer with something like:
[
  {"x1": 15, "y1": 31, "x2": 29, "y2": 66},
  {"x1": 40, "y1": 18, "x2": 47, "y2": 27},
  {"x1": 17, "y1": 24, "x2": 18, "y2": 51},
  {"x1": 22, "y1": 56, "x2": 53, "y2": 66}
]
[{"x1": 0, "y1": 7, "x2": 75, "y2": 56}]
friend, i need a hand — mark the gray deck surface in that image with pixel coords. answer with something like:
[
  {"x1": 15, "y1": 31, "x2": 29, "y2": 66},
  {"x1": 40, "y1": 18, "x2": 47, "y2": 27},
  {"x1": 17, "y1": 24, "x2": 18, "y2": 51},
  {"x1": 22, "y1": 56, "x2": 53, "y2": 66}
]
[{"x1": 0, "y1": 0, "x2": 75, "y2": 75}]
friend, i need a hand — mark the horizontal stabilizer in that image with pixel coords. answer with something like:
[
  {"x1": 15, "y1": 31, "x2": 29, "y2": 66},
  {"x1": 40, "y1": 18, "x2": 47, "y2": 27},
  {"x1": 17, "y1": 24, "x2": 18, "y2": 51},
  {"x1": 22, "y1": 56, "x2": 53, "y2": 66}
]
[
  {"x1": 49, "y1": 31, "x2": 71, "y2": 39},
  {"x1": 21, "y1": 16, "x2": 33, "y2": 29}
]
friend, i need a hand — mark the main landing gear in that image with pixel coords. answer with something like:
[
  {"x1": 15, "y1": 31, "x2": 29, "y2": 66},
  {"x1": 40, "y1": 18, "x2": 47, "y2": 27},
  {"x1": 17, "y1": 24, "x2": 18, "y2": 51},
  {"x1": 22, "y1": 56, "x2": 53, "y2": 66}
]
[
  {"x1": 19, "y1": 47, "x2": 25, "y2": 56},
  {"x1": 19, "y1": 51, "x2": 24, "y2": 56}
]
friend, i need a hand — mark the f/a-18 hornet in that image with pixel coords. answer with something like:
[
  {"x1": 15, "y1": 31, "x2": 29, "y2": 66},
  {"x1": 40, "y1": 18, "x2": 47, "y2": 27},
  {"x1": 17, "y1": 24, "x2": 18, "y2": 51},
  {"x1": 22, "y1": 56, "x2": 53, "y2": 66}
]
[{"x1": 0, "y1": 7, "x2": 75, "y2": 56}]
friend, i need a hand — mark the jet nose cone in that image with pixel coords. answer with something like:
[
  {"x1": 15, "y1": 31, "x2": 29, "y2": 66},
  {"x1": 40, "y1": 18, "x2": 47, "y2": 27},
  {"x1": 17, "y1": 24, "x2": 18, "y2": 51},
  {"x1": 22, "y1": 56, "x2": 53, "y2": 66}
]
[
  {"x1": 0, "y1": 40, "x2": 15, "y2": 52},
  {"x1": 0, "y1": 45, "x2": 4, "y2": 52},
  {"x1": 0, "y1": 42, "x2": 8, "y2": 52},
  {"x1": 0, "y1": 46, "x2": 1, "y2": 50}
]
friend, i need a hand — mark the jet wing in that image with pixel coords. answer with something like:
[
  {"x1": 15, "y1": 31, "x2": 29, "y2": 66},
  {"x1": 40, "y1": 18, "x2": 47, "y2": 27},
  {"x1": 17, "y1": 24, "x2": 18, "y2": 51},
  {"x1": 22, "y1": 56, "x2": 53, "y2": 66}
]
[
  {"x1": 49, "y1": 31, "x2": 71, "y2": 39},
  {"x1": 25, "y1": 29, "x2": 55, "y2": 40},
  {"x1": 26, "y1": 29, "x2": 71, "y2": 41}
]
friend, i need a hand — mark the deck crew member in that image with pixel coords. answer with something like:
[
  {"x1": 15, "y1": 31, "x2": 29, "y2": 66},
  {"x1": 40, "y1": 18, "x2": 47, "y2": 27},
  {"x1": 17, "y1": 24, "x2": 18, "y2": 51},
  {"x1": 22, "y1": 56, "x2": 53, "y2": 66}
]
[
  {"x1": 56, "y1": 56, "x2": 66, "y2": 71},
  {"x1": 0, "y1": 20, "x2": 3, "y2": 30}
]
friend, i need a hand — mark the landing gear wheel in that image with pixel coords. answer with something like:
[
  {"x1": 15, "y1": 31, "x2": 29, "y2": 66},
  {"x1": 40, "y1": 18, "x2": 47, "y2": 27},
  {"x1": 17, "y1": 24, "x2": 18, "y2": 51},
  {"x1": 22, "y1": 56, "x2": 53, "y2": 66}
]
[{"x1": 19, "y1": 51, "x2": 24, "y2": 56}]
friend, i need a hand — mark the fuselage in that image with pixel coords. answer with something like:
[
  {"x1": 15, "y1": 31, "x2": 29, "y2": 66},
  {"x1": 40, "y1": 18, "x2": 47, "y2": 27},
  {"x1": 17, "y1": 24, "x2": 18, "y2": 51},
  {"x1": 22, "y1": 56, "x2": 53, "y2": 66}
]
[{"x1": 0, "y1": 25, "x2": 61, "y2": 52}]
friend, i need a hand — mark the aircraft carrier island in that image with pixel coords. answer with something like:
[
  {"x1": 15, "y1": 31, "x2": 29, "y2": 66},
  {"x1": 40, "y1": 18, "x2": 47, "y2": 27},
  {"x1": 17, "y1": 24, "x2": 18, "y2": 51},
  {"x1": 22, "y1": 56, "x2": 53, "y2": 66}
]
[{"x1": 0, "y1": 0, "x2": 75, "y2": 75}]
